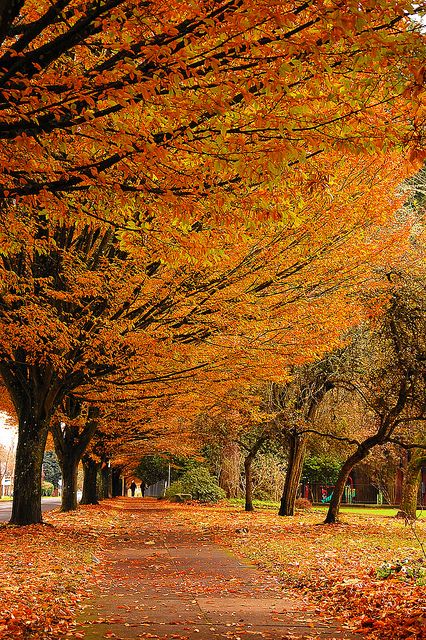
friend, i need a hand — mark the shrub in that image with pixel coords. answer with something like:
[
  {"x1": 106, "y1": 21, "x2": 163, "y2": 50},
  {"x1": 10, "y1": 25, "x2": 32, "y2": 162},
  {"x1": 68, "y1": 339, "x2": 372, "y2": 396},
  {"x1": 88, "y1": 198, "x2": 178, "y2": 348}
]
[
  {"x1": 295, "y1": 497, "x2": 313, "y2": 511},
  {"x1": 166, "y1": 467, "x2": 225, "y2": 503},
  {"x1": 302, "y1": 455, "x2": 342, "y2": 485},
  {"x1": 41, "y1": 480, "x2": 54, "y2": 496},
  {"x1": 165, "y1": 480, "x2": 184, "y2": 500}
]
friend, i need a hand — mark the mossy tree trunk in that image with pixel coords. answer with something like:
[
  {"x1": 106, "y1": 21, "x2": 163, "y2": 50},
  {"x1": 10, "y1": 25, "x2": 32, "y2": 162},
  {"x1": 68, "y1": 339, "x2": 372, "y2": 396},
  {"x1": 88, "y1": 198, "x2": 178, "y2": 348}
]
[{"x1": 397, "y1": 454, "x2": 426, "y2": 519}]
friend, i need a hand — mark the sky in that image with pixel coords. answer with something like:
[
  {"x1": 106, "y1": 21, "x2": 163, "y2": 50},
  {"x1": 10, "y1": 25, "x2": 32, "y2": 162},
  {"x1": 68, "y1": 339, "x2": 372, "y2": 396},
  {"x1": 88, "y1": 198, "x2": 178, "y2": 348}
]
[{"x1": 0, "y1": 412, "x2": 17, "y2": 449}]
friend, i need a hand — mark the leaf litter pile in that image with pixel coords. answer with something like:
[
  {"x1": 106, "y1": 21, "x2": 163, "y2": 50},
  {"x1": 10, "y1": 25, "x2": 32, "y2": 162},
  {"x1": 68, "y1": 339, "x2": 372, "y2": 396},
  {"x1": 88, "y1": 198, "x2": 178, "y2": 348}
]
[{"x1": 0, "y1": 500, "x2": 424, "y2": 639}]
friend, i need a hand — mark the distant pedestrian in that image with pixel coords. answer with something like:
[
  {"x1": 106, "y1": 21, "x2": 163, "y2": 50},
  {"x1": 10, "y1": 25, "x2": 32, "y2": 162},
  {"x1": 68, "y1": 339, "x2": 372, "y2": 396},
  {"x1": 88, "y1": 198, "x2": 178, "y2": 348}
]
[
  {"x1": 140, "y1": 481, "x2": 146, "y2": 497},
  {"x1": 130, "y1": 481, "x2": 137, "y2": 497}
]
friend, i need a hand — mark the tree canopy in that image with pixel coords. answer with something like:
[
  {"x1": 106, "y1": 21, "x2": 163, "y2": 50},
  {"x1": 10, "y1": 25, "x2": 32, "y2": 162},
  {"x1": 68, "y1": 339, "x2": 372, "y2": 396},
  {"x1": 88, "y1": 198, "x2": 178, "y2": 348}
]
[
  {"x1": 0, "y1": 0, "x2": 425, "y2": 524},
  {"x1": 0, "y1": 0, "x2": 424, "y2": 227}
]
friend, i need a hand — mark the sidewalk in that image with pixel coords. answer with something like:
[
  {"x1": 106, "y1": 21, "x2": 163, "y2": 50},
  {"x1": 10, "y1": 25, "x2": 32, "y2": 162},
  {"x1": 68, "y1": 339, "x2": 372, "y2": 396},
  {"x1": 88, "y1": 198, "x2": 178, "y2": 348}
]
[{"x1": 79, "y1": 498, "x2": 357, "y2": 640}]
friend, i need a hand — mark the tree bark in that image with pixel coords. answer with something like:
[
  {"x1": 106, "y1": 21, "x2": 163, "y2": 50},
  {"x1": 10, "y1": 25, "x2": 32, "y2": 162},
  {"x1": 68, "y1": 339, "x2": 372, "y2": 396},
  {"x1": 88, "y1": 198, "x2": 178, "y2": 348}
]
[
  {"x1": 51, "y1": 402, "x2": 98, "y2": 512},
  {"x1": 244, "y1": 454, "x2": 254, "y2": 512},
  {"x1": 242, "y1": 435, "x2": 267, "y2": 512},
  {"x1": 100, "y1": 462, "x2": 112, "y2": 499},
  {"x1": 60, "y1": 454, "x2": 80, "y2": 512},
  {"x1": 10, "y1": 412, "x2": 49, "y2": 525},
  {"x1": 112, "y1": 468, "x2": 122, "y2": 497},
  {"x1": 279, "y1": 431, "x2": 308, "y2": 516},
  {"x1": 0, "y1": 360, "x2": 62, "y2": 525},
  {"x1": 80, "y1": 455, "x2": 99, "y2": 505},
  {"x1": 397, "y1": 454, "x2": 426, "y2": 519},
  {"x1": 324, "y1": 446, "x2": 370, "y2": 523}
]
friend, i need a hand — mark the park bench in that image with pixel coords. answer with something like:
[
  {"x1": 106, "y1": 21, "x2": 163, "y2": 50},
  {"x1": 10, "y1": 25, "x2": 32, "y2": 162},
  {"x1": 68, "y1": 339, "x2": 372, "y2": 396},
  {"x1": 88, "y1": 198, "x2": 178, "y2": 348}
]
[{"x1": 174, "y1": 493, "x2": 192, "y2": 502}]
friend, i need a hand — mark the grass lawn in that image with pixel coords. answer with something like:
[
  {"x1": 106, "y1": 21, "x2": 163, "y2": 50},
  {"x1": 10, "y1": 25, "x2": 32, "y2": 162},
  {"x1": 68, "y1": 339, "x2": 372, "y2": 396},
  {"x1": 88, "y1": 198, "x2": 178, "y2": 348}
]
[
  {"x1": 313, "y1": 504, "x2": 425, "y2": 518},
  {"x1": 227, "y1": 497, "x2": 425, "y2": 518}
]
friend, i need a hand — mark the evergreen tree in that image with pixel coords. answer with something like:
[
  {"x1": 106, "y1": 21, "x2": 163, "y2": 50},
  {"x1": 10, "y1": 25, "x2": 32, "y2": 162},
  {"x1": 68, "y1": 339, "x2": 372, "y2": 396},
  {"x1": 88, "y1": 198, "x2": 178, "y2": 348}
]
[{"x1": 42, "y1": 451, "x2": 62, "y2": 489}]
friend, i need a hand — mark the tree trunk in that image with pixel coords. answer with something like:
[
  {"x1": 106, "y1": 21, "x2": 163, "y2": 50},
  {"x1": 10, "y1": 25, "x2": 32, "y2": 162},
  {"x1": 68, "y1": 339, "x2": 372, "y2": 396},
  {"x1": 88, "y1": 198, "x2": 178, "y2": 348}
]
[
  {"x1": 10, "y1": 413, "x2": 49, "y2": 525},
  {"x1": 112, "y1": 468, "x2": 122, "y2": 497},
  {"x1": 279, "y1": 431, "x2": 308, "y2": 516},
  {"x1": 0, "y1": 361, "x2": 60, "y2": 526},
  {"x1": 324, "y1": 447, "x2": 369, "y2": 523},
  {"x1": 51, "y1": 403, "x2": 98, "y2": 511},
  {"x1": 397, "y1": 454, "x2": 426, "y2": 519},
  {"x1": 60, "y1": 455, "x2": 79, "y2": 512},
  {"x1": 100, "y1": 463, "x2": 112, "y2": 499},
  {"x1": 244, "y1": 455, "x2": 254, "y2": 512},
  {"x1": 80, "y1": 456, "x2": 99, "y2": 505}
]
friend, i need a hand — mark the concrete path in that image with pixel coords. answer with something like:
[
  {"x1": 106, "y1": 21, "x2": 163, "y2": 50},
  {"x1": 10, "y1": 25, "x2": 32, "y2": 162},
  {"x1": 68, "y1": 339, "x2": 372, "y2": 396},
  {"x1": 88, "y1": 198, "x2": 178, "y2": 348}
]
[{"x1": 79, "y1": 499, "x2": 357, "y2": 640}]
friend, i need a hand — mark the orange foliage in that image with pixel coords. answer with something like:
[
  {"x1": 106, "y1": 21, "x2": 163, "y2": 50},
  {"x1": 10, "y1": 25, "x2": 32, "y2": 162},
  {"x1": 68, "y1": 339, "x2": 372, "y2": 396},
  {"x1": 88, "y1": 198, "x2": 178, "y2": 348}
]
[
  {"x1": 0, "y1": 0, "x2": 424, "y2": 228},
  {"x1": 0, "y1": 1, "x2": 425, "y2": 522}
]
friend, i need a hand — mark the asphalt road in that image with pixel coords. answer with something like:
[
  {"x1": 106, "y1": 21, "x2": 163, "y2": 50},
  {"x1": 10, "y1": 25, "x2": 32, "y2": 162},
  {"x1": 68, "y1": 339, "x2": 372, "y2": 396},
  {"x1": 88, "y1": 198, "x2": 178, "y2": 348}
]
[{"x1": 0, "y1": 497, "x2": 61, "y2": 522}]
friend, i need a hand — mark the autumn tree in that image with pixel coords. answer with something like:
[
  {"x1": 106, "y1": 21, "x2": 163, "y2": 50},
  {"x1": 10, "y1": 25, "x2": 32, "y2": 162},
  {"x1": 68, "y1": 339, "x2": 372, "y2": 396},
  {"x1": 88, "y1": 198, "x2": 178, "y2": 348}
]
[
  {"x1": 0, "y1": 0, "x2": 424, "y2": 524},
  {"x1": 267, "y1": 356, "x2": 338, "y2": 516},
  {"x1": 0, "y1": 223, "x2": 140, "y2": 523},
  {"x1": 51, "y1": 397, "x2": 100, "y2": 511},
  {"x1": 0, "y1": 0, "x2": 424, "y2": 222},
  {"x1": 194, "y1": 385, "x2": 284, "y2": 511},
  {"x1": 0, "y1": 149, "x2": 408, "y2": 526},
  {"x1": 323, "y1": 277, "x2": 426, "y2": 523},
  {"x1": 0, "y1": 220, "x2": 210, "y2": 523},
  {"x1": 321, "y1": 163, "x2": 426, "y2": 522}
]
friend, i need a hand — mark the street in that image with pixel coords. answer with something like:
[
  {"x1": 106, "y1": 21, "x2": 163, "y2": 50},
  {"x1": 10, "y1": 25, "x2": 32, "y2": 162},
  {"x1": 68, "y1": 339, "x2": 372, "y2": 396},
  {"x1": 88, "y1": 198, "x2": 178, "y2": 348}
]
[{"x1": 0, "y1": 497, "x2": 61, "y2": 522}]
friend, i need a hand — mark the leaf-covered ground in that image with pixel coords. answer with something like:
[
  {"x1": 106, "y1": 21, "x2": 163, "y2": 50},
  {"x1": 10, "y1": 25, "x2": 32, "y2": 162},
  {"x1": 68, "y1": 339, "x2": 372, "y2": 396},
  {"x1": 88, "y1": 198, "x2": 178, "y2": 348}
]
[
  {"x1": 0, "y1": 506, "x2": 120, "y2": 639},
  {"x1": 0, "y1": 501, "x2": 424, "y2": 639},
  {"x1": 167, "y1": 503, "x2": 426, "y2": 640}
]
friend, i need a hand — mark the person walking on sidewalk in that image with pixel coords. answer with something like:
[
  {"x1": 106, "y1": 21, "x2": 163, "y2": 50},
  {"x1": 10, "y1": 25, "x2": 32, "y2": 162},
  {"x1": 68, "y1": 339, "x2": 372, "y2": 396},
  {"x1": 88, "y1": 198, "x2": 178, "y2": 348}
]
[{"x1": 130, "y1": 481, "x2": 137, "y2": 497}]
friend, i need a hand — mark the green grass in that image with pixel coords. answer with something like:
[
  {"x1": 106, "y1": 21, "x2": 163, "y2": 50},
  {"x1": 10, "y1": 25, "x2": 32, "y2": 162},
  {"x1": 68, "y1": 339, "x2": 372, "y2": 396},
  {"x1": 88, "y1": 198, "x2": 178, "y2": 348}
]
[
  {"x1": 226, "y1": 498, "x2": 425, "y2": 518},
  {"x1": 313, "y1": 505, "x2": 425, "y2": 517}
]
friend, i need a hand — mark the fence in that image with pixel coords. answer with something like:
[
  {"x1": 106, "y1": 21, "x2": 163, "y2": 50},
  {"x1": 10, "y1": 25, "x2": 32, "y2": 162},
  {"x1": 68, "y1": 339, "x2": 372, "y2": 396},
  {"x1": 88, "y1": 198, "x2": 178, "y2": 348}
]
[
  {"x1": 145, "y1": 480, "x2": 168, "y2": 498},
  {"x1": 301, "y1": 482, "x2": 425, "y2": 506}
]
